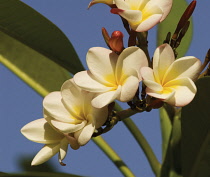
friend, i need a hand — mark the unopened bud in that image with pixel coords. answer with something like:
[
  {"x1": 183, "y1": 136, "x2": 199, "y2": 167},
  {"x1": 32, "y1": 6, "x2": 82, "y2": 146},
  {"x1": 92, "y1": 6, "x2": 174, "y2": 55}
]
[
  {"x1": 109, "y1": 31, "x2": 124, "y2": 53},
  {"x1": 102, "y1": 27, "x2": 111, "y2": 47},
  {"x1": 175, "y1": 0, "x2": 196, "y2": 34}
]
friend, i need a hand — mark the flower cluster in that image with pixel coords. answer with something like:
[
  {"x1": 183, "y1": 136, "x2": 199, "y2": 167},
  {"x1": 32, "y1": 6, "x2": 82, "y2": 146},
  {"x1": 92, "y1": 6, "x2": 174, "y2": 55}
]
[{"x1": 21, "y1": 0, "x2": 202, "y2": 166}]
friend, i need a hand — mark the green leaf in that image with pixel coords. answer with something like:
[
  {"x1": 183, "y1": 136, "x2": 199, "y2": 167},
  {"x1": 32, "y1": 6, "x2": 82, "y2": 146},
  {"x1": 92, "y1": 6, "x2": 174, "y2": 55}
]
[
  {"x1": 157, "y1": 0, "x2": 193, "y2": 57},
  {"x1": 0, "y1": 0, "x2": 84, "y2": 74},
  {"x1": 181, "y1": 77, "x2": 210, "y2": 177},
  {"x1": 0, "y1": 31, "x2": 71, "y2": 96},
  {"x1": 0, "y1": 172, "x2": 85, "y2": 177}
]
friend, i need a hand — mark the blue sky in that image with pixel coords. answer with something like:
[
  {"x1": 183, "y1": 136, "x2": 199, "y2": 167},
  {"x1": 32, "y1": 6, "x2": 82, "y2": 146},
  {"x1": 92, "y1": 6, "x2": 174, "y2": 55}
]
[{"x1": 0, "y1": 1, "x2": 209, "y2": 177}]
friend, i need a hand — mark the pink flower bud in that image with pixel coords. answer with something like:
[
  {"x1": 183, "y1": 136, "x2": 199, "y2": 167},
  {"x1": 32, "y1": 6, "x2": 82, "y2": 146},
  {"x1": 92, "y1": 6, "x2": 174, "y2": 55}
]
[{"x1": 109, "y1": 31, "x2": 124, "y2": 53}]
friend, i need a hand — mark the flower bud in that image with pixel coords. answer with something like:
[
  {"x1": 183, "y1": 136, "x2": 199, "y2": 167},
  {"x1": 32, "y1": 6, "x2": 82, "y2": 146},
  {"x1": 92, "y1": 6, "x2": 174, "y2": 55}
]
[
  {"x1": 109, "y1": 31, "x2": 124, "y2": 53},
  {"x1": 175, "y1": 0, "x2": 196, "y2": 34},
  {"x1": 102, "y1": 27, "x2": 110, "y2": 47}
]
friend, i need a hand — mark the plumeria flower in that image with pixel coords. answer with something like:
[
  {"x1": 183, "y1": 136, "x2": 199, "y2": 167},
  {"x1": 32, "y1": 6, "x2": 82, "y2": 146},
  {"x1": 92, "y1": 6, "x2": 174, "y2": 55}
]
[
  {"x1": 140, "y1": 44, "x2": 201, "y2": 107},
  {"x1": 111, "y1": 0, "x2": 173, "y2": 32},
  {"x1": 74, "y1": 47, "x2": 148, "y2": 108},
  {"x1": 21, "y1": 118, "x2": 80, "y2": 165},
  {"x1": 88, "y1": 0, "x2": 114, "y2": 8},
  {"x1": 21, "y1": 79, "x2": 108, "y2": 165},
  {"x1": 43, "y1": 79, "x2": 108, "y2": 146}
]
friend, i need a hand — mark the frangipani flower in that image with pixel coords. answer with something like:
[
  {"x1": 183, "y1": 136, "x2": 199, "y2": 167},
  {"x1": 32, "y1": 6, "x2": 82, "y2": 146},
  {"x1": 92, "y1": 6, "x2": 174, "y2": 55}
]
[
  {"x1": 21, "y1": 118, "x2": 80, "y2": 165},
  {"x1": 21, "y1": 79, "x2": 108, "y2": 165},
  {"x1": 43, "y1": 79, "x2": 108, "y2": 146},
  {"x1": 140, "y1": 44, "x2": 201, "y2": 107},
  {"x1": 88, "y1": 0, "x2": 114, "y2": 8},
  {"x1": 74, "y1": 47, "x2": 148, "y2": 108},
  {"x1": 111, "y1": 0, "x2": 173, "y2": 32}
]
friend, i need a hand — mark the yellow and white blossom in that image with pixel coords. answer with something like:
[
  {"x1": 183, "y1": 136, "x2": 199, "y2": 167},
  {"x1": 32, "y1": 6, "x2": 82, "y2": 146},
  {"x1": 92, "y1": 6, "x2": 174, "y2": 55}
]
[
  {"x1": 140, "y1": 44, "x2": 201, "y2": 107},
  {"x1": 21, "y1": 79, "x2": 108, "y2": 165},
  {"x1": 74, "y1": 47, "x2": 148, "y2": 108},
  {"x1": 43, "y1": 79, "x2": 108, "y2": 145},
  {"x1": 21, "y1": 118, "x2": 80, "y2": 165},
  {"x1": 111, "y1": 0, "x2": 173, "y2": 32}
]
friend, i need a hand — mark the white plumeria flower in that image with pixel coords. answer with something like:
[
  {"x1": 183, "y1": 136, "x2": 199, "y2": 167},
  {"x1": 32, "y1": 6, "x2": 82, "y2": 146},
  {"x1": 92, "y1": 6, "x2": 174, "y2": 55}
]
[
  {"x1": 21, "y1": 118, "x2": 80, "y2": 165},
  {"x1": 88, "y1": 0, "x2": 114, "y2": 8},
  {"x1": 111, "y1": 0, "x2": 173, "y2": 32},
  {"x1": 43, "y1": 79, "x2": 108, "y2": 146},
  {"x1": 74, "y1": 47, "x2": 148, "y2": 108},
  {"x1": 140, "y1": 44, "x2": 201, "y2": 107}
]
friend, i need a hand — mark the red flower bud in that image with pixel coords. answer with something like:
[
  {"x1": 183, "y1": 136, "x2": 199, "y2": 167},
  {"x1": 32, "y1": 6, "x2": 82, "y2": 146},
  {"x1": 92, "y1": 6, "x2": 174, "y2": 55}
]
[{"x1": 109, "y1": 31, "x2": 124, "y2": 53}]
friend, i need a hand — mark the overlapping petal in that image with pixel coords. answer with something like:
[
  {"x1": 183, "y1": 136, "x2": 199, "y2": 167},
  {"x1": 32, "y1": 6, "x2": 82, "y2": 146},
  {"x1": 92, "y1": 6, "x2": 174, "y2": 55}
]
[
  {"x1": 87, "y1": 47, "x2": 118, "y2": 86},
  {"x1": 91, "y1": 86, "x2": 122, "y2": 108},
  {"x1": 74, "y1": 71, "x2": 113, "y2": 92},
  {"x1": 164, "y1": 77, "x2": 197, "y2": 106},
  {"x1": 74, "y1": 120, "x2": 95, "y2": 146},
  {"x1": 43, "y1": 92, "x2": 76, "y2": 123},
  {"x1": 31, "y1": 143, "x2": 61, "y2": 166},
  {"x1": 21, "y1": 118, "x2": 63, "y2": 144},
  {"x1": 113, "y1": 0, "x2": 172, "y2": 32},
  {"x1": 153, "y1": 43, "x2": 175, "y2": 84},
  {"x1": 163, "y1": 56, "x2": 202, "y2": 83}
]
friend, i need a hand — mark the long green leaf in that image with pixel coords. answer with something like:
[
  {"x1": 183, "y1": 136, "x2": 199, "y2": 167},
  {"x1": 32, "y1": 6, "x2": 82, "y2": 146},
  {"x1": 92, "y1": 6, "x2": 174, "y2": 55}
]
[
  {"x1": 0, "y1": 31, "x2": 71, "y2": 96},
  {"x1": 157, "y1": 0, "x2": 193, "y2": 57},
  {"x1": 0, "y1": 172, "x2": 85, "y2": 177},
  {"x1": 0, "y1": 0, "x2": 84, "y2": 74},
  {"x1": 181, "y1": 77, "x2": 210, "y2": 177}
]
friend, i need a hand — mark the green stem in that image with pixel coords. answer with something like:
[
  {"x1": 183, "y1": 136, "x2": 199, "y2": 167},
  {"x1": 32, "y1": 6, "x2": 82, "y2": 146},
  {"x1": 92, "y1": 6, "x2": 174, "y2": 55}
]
[
  {"x1": 92, "y1": 136, "x2": 135, "y2": 177},
  {"x1": 115, "y1": 103, "x2": 161, "y2": 176}
]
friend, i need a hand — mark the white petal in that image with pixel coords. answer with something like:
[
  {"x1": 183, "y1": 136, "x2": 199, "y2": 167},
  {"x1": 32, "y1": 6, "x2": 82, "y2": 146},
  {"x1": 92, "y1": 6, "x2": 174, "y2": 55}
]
[
  {"x1": 61, "y1": 79, "x2": 84, "y2": 118},
  {"x1": 91, "y1": 86, "x2": 122, "y2": 108},
  {"x1": 43, "y1": 92, "x2": 74, "y2": 123},
  {"x1": 115, "y1": 0, "x2": 130, "y2": 10},
  {"x1": 31, "y1": 143, "x2": 60, "y2": 166},
  {"x1": 119, "y1": 76, "x2": 139, "y2": 102},
  {"x1": 153, "y1": 44, "x2": 175, "y2": 83},
  {"x1": 59, "y1": 138, "x2": 69, "y2": 163},
  {"x1": 74, "y1": 70, "x2": 112, "y2": 92},
  {"x1": 152, "y1": 0, "x2": 173, "y2": 21},
  {"x1": 74, "y1": 120, "x2": 95, "y2": 146},
  {"x1": 90, "y1": 107, "x2": 108, "y2": 129},
  {"x1": 134, "y1": 1, "x2": 163, "y2": 31},
  {"x1": 116, "y1": 47, "x2": 148, "y2": 81},
  {"x1": 141, "y1": 67, "x2": 163, "y2": 91},
  {"x1": 120, "y1": 9, "x2": 142, "y2": 24},
  {"x1": 135, "y1": 13, "x2": 162, "y2": 32},
  {"x1": 87, "y1": 47, "x2": 118, "y2": 86},
  {"x1": 146, "y1": 87, "x2": 175, "y2": 100},
  {"x1": 21, "y1": 118, "x2": 63, "y2": 144},
  {"x1": 49, "y1": 119, "x2": 87, "y2": 134},
  {"x1": 164, "y1": 77, "x2": 197, "y2": 107},
  {"x1": 163, "y1": 57, "x2": 202, "y2": 84}
]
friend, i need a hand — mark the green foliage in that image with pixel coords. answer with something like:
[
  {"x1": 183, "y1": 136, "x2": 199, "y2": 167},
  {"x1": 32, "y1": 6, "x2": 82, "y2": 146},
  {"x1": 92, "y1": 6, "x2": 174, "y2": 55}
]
[
  {"x1": 157, "y1": 0, "x2": 193, "y2": 57},
  {"x1": 0, "y1": 172, "x2": 85, "y2": 177},
  {"x1": 0, "y1": 0, "x2": 84, "y2": 75},
  {"x1": 182, "y1": 77, "x2": 210, "y2": 177},
  {"x1": 0, "y1": 31, "x2": 71, "y2": 96}
]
